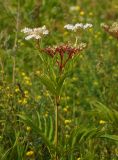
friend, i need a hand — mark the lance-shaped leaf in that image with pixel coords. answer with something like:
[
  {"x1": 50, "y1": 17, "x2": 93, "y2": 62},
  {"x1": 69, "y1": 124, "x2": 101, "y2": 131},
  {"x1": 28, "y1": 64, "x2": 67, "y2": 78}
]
[
  {"x1": 39, "y1": 74, "x2": 56, "y2": 95},
  {"x1": 100, "y1": 134, "x2": 118, "y2": 142}
]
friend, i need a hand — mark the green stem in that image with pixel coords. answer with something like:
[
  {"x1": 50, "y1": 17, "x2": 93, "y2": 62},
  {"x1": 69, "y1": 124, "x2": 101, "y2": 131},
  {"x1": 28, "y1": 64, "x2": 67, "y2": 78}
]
[
  {"x1": 54, "y1": 96, "x2": 60, "y2": 160},
  {"x1": 12, "y1": 0, "x2": 19, "y2": 85},
  {"x1": 12, "y1": 55, "x2": 16, "y2": 85},
  {"x1": 0, "y1": 57, "x2": 4, "y2": 81},
  {"x1": 74, "y1": 36, "x2": 78, "y2": 47}
]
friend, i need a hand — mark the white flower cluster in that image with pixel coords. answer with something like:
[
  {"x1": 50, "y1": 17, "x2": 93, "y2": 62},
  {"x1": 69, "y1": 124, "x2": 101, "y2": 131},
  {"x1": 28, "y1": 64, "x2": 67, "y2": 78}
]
[
  {"x1": 21, "y1": 25, "x2": 49, "y2": 40},
  {"x1": 64, "y1": 23, "x2": 93, "y2": 31}
]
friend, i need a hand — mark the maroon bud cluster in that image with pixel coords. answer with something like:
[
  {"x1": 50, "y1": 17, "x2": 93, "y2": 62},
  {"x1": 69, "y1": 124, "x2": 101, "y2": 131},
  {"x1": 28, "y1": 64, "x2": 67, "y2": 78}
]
[
  {"x1": 43, "y1": 47, "x2": 55, "y2": 57},
  {"x1": 43, "y1": 44, "x2": 86, "y2": 73}
]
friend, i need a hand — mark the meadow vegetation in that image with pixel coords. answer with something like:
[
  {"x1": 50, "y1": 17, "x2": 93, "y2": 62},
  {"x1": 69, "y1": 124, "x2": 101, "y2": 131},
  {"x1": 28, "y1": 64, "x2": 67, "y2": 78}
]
[{"x1": 0, "y1": 0, "x2": 118, "y2": 160}]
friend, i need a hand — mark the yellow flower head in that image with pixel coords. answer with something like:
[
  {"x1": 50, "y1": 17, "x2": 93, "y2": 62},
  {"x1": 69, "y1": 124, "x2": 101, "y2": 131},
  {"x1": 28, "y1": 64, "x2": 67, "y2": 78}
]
[
  {"x1": 25, "y1": 80, "x2": 32, "y2": 86},
  {"x1": 26, "y1": 126, "x2": 31, "y2": 132},
  {"x1": 35, "y1": 95, "x2": 41, "y2": 101},
  {"x1": 21, "y1": 72, "x2": 26, "y2": 76},
  {"x1": 63, "y1": 107, "x2": 68, "y2": 112},
  {"x1": 64, "y1": 119, "x2": 72, "y2": 125},
  {"x1": 80, "y1": 11, "x2": 85, "y2": 16},
  {"x1": 15, "y1": 87, "x2": 20, "y2": 93},
  {"x1": 99, "y1": 120, "x2": 106, "y2": 124},
  {"x1": 26, "y1": 150, "x2": 34, "y2": 156}
]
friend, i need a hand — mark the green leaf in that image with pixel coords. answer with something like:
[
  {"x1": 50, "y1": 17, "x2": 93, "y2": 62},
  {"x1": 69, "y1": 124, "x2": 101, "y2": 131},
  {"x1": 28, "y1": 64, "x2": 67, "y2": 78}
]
[
  {"x1": 56, "y1": 70, "x2": 75, "y2": 95},
  {"x1": 18, "y1": 113, "x2": 56, "y2": 156},
  {"x1": 39, "y1": 74, "x2": 56, "y2": 95},
  {"x1": 100, "y1": 134, "x2": 118, "y2": 142},
  {"x1": 92, "y1": 101, "x2": 118, "y2": 126},
  {"x1": 56, "y1": 75, "x2": 66, "y2": 95}
]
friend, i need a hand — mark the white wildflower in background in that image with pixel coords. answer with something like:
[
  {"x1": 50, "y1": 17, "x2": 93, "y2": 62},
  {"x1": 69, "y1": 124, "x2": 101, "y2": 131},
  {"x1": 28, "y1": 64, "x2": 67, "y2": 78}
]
[
  {"x1": 21, "y1": 25, "x2": 49, "y2": 40},
  {"x1": 101, "y1": 22, "x2": 118, "y2": 39},
  {"x1": 64, "y1": 24, "x2": 75, "y2": 30},
  {"x1": 64, "y1": 23, "x2": 93, "y2": 31},
  {"x1": 83, "y1": 23, "x2": 93, "y2": 29},
  {"x1": 74, "y1": 23, "x2": 84, "y2": 30}
]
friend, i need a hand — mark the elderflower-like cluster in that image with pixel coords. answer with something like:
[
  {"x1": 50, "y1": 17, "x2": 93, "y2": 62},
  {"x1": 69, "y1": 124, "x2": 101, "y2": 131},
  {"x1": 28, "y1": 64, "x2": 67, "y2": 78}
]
[
  {"x1": 64, "y1": 23, "x2": 93, "y2": 31},
  {"x1": 101, "y1": 22, "x2": 118, "y2": 39},
  {"x1": 21, "y1": 25, "x2": 49, "y2": 40}
]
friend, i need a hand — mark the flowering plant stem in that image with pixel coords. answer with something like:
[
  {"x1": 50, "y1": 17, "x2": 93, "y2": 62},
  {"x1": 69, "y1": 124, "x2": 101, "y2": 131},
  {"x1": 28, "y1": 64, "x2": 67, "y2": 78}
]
[{"x1": 54, "y1": 95, "x2": 60, "y2": 160}]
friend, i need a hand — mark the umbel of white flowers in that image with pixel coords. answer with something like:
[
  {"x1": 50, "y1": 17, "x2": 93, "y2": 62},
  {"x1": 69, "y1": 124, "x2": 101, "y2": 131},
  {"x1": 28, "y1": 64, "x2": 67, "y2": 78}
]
[
  {"x1": 64, "y1": 23, "x2": 93, "y2": 31},
  {"x1": 21, "y1": 25, "x2": 49, "y2": 40}
]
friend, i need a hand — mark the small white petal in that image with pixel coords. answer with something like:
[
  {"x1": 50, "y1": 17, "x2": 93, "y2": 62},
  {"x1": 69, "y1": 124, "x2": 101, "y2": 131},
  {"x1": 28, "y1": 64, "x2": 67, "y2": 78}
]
[
  {"x1": 35, "y1": 35, "x2": 41, "y2": 39},
  {"x1": 21, "y1": 27, "x2": 32, "y2": 33},
  {"x1": 75, "y1": 23, "x2": 83, "y2": 28},
  {"x1": 64, "y1": 24, "x2": 74, "y2": 30},
  {"x1": 42, "y1": 25, "x2": 46, "y2": 30},
  {"x1": 43, "y1": 30, "x2": 49, "y2": 35},
  {"x1": 83, "y1": 23, "x2": 93, "y2": 29},
  {"x1": 25, "y1": 34, "x2": 34, "y2": 40}
]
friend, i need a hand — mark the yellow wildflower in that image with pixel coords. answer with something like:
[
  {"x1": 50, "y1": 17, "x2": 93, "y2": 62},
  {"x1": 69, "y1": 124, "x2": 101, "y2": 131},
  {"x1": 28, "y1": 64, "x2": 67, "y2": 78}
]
[
  {"x1": 18, "y1": 98, "x2": 27, "y2": 105},
  {"x1": 21, "y1": 72, "x2": 26, "y2": 76},
  {"x1": 63, "y1": 108, "x2": 68, "y2": 112},
  {"x1": 15, "y1": 86, "x2": 20, "y2": 93},
  {"x1": 35, "y1": 70, "x2": 41, "y2": 76},
  {"x1": 18, "y1": 99, "x2": 22, "y2": 104},
  {"x1": 24, "y1": 76, "x2": 30, "y2": 81},
  {"x1": 35, "y1": 95, "x2": 41, "y2": 101},
  {"x1": 99, "y1": 120, "x2": 106, "y2": 124},
  {"x1": 44, "y1": 91, "x2": 50, "y2": 97},
  {"x1": 64, "y1": 119, "x2": 72, "y2": 125},
  {"x1": 26, "y1": 126, "x2": 31, "y2": 132},
  {"x1": 25, "y1": 80, "x2": 32, "y2": 86},
  {"x1": 63, "y1": 106, "x2": 69, "y2": 112},
  {"x1": 26, "y1": 150, "x2": 34, "y2": 156},
  {"x1": 80, "y1": 11, "x2": 85, "y2": 16},
  {"x1": 76, "y1": 6, "x2": 80, "y2": 11},
  {"x1": 24, "y1": 90, "x2": 29, "y2": 98},
  {"x1": 22, "y1": 98, "x2": 28, "y2": 105}
]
